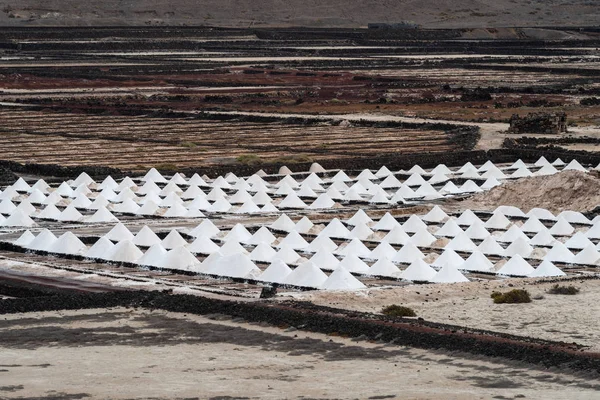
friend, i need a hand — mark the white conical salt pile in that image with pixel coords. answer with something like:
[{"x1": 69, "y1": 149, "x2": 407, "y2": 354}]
[
  {"x1": 402, "y1": 215, "x2": 428, "y2": 233},
  {"x1": 85, "y1": 236, "x2": 115, "y2": 259},
  {"x1": 460, "y1": 251, "x2": 494, "y2": 272},
  {"x1": 272, "y1": 245, "x2": 301, "y2": 264},
  {"x1": 373, "y1": 213, "x2": 400, "y2": 231},
  {"x1": 98, "y1": 187, "x2": 117, "y2": 201},
  {"x1": 455, "y1": 210, "x2": 482, "y2": 226},
  {"x1": 422, "y1": 206, "x2": 448, "y2": 223},
  {"x1": 114, "y1": 187, "x2": 136, "y2": 202},
  {"x1": 187, "y1": 236, "x2": 220, "y2": 255},
  {"x1": 346, "y1": 209, "x2": 373, "y2": 226},
  {"x1": 160, "y1": 230, "x2": 188, "y2": 250},
  {"x1": 252, "y1": 190, "x2": 273, "y2": 206},
  {"x1": 564, "y1": 159, "x2": 587, "y2": 172},
  {"x1": 558, "y1": 210, "x2": 590, "y2": 225},
  {"x1": 184, "y1": 207, "x2": 205, "y2": 218},
  {"x1": 534, "y1": 156, "x2": 550, "y2": 167},
  {"x1": 308, "y1": 193, "x2": 335, "y2": 209},
  {"x1": 480, "y1": 177, "x2": 501, "y2": 190},
  {"x1": 544, "y1": 242, "x2": 575, "y2": 263},
  {"x1": 0, "y1": 199, "x2": 16, "y2": 214},
  {"x1": 509, "y1": 159, "x2": 527, "y2": 169},
  {"x1": 297, "y1": 184, "x2": 318, "y2": 198},
  {"x1": 529, "y1": 229, "x2": 557, "y2": 247},
  {"x1": 88, "y1": 195, "x2": 110, "y2": 210},
  {"x1": 113, "y1": 198, "x2": 140, "y2": 214},
  {"x1": 565, "y1": 232, "x2": 594, "y2": 250},
  {"x1": 105, "y1": 223, "x2": 134, "y2": 242},
  {"x1": 375, "y1": 165, "x2": 393, "y2": 178},
  {"x1": 446, "y1": 232, "x2": 478, "y2": 252},
  {"x1": 481, "y1": 165, "x2": 507, "y2": 180},
  {"x1": 336, "y1": 238, "x2": 371, "y2": 258},
  {"x1": 478, "y1": 160, "x2": 496, "y2": 172},
  {"x1": 258, "y1": 259, "x2": 293, "y2": 284},
  {"x1": 534, "y1": 164, "x2": 559, "y2": 176},
  {"x1": 234, "y1": 200, "x2": 261, "y2": 214},
  {"x1": 104, "y1": 240, "x2": 143, "y2": 263},
  {"x1": 189, "y1": 219, "x2": 220, "y2": 238},
  {"x1": 415, "y1": 182, "x2": 440, "y2": 198},
  {"x1": 160, "y1": 246, "x2": 201, "y2": 272},
  {"x1": 369, "y1": 242, "x2": 397, "y2": 260},
  {"x1": 276, "y1": 175, "x2": 299, "y2": 188},
  {"x1": 338, "y1": 254, "x2": 370, "y2": 274},
  {"x1": 98, "y1": 176, "x2": 119, "y2": 190},
  {"x1": 527, "y1": 208, "x2": 556, "y2": 221},
  {"x1": 309, "y1": 162, "x2": 326, "y2": 173},
  {"x1": 431, "y1": 164, "x2": 453, "y2": 175},
  {"x1": 318, "y1": 218, "x2": 351, "y2": 239},
  {"x1": 249, "y1": 243, "x2": 277, "y2": 262},
  {"x1": 54, "y1": 182, "x2": 75, "y2": 197},
  {"x1": 132, "y1": 225, "x2": 162, "y2": 247},
  {"x1": 459, "y1": 180, "x2": 483, "y2": 193},
  {"x1": 27, "y1": 189, "x2": 47, "y2": 204},
  {"x1": 404, "y1": 173, "x2": 426, "y2": 187},
  {"x1": 245, "y1": 227, "x2": 276, "y2": 245},
  {"x1": 278, "y1": 192, "x2": 307, "y2": 209},
  {"x1": 26, "y1": 229, "x2": 58, "y2": 251},
  {"x1": 181, "y1": 185, "x2": 205, "y2": 200},
  {"x1": 12, "y1": 177, "x2": 31, "y2": 192},
  {"x1": 278, "y1": 166, "x2": 293, "y2": 176},
  {"x1": 309, "y1": 249, "x2": 340, "y2": 271},
  {"x1": 205, "y1": 187, "x2": 227, "y2": 201},
  {"x1": 320, "y1": 266, "x2": 366, "y2": 290},
  {"x1": 283, "y1": 261, "x2": 328, "y2": 288},
  {"x1": 207, "y1": 253, "x2": 260, "y2": 279},
  {"x1": 498, "y1": 225, "x2": 529, "y2": 243},
  {"x1": 30, "y1": 179, "x2": 50, "y2": 193},
  {"x1": 160, "y1": 192, "x2": 184, "y2": 209},
  {"x1": 137, "y1": 180, "x2": 161, "y2": 195},
  {"x1": 187, "y1": 196, "x2": 211, "y2": 211},
  {"x1": 494, "y1": 206, "x2": 525, "y2": 218},
  {"x1": 400, "y1": 259, "x2": 436, "y2": 281},
  {"x1": 409, "y1": 229, "x2": 437, "y2": 247},
  {"x1": 369, "y1": 257, "x2": 401, "y2": 278},
  {"x1": 460, "y1": 167, "x2": 481, "y2": 180},
  {"x1": 528, "y1": 260, "x2": 565, "y2": 277},
  {"x1": 72, "y1": 172, "x2": 94, "y2": 187},
  {"x1": 218, "y1": 240, "x2": 247, "y2": 257},
  {"x1": 434, "y1": 219, "x2": 463, "y2": 238},
  {"x1": 431, "y1": 264, "x2": 469, "y2": 283},
  {"x1": 548, "y1": 218, "x2": 575, "y2": 236},
  {"x1": 395, "y1": 184, "x2": 417, "y2": 199},
  {"x1": 137, "y1": 243, "x2": 168, "y2": 267},
  {"x1": 572, "y1": 244, "x2": 600, "y2": 265},
  {"x1": 393, "y1": 243, "x2": 425, "y2": 264},
  {"x1": 484, "y1": 212, "x2": 511, "y2": 230},
  {"x1": 0, "y1": 186, "x2": 19, "y2": 200},
  {"x1": 439, "y1": 181, "x2": 462, "y2": 195},
  {"x1": 85, "y1": 206, "x2": 118, "y2": 224},
  {"x1": 229, "y1": 189, "x2": 252, "y2": 204},
  {"x1": 223, "y1": 224, "x2": 252, "y2": 243},
  {"x1": 477, "y1": 236, "x2": 506, "y2": 256},
  {"x1": 70, "y1": 194, "x2": 92, "y2": 209},
  {"x1": 382, "y1": 225, "x2": 411, "y2": 245},
  {"x1": 49, "y1": 232, "x2": 87, "y2": 255},
  {"x1": 432, "y1": 249, "x2": 464, "y2": 269},
  {"x1": 278, "y1": 231, "x2": 309, "y2": 250},
  {"x1": 270, "y1": 214, "x2": 296, "y2": 232},
  {"x1": 380, "y1": 174, "x2": 402, "y2": 189},
  {"x1": 552, "y1": 158, "x2": 566, "y2": 166},
  {"x1": 496, "y1": 255, "x2": 534, "y2": 276},
  {"x1": 2, "y1": 209, "x2": 36, "y2": 227},
  {"x1": 349, "y1": 223, "x2": 374, "y2": 240},
  {"x1": 37, "y1": 204, "x2": 62, "y2": 220},
  {"x1": 357, "y1": 169, "x2": 378, "y2": 180},
  {"x1": 14, "y1": 230, "x2": 35, "y2": 247},
  {"x1": 464, "y1": 221, "x2": 491, "y2": 240},
  {"x1": 142, "y1": 168, "x2": 167, "y2": 183},
  {"x1": 16, "y1": 199, "x2": 36, "y2": 216},
  {"x1": 306, "y1": 236, "x2": 337, "y2": 253},
  {"x1": 520, "y1": 216, "x2": 546, "y2": 233},
  {"x1": 585, "y1": 223, "x2": 600, "y2": 240},
  {"x1": 504, "y1": 236, "x2": 534, "y2": 258},
  {"x1": 294, "y1": 217, "x2": 314, "y2": 234}
]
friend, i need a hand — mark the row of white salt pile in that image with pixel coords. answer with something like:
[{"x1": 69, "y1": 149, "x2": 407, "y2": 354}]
[
  {"x1": 12, "y1": 215, "x2": 567, "y2": 287},
  {"x1": 2, "y1": 156, "x2": 594, "y2": 224}
]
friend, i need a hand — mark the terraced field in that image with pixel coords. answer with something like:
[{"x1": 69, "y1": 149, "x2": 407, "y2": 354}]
[{"x1": 0, "y1": 110, "x2": 463, "y2": 170}]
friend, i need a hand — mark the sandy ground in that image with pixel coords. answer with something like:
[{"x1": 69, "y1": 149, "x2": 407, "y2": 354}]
[
  {"x1": 1, "y1": 307, "x2": 599, "y2": 400},
  {"x1": 293, "y1": 277, "x2": 600, "y2": 352}
]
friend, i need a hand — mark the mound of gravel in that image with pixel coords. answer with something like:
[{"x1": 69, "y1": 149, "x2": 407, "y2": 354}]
[{"x1": 464, "y1": 171, "x2": 600, "y2": 213}]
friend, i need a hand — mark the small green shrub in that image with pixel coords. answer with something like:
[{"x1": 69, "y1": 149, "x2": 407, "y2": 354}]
[
  {"x1": 180, "y1": 141, "x2": 198, "y2": 148},
  {"x1": 236, "y1": 154, "x2": 262, "y2": 164},
  {"x1": 382, "y1": 305, "x2": 417, "y2": 317},
  {"x1": 491, "y1": 289, "x2": 531, "y2": 304},
  {"x1": 547, "y1": 284, "x2": 580, "y2": 295}
]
